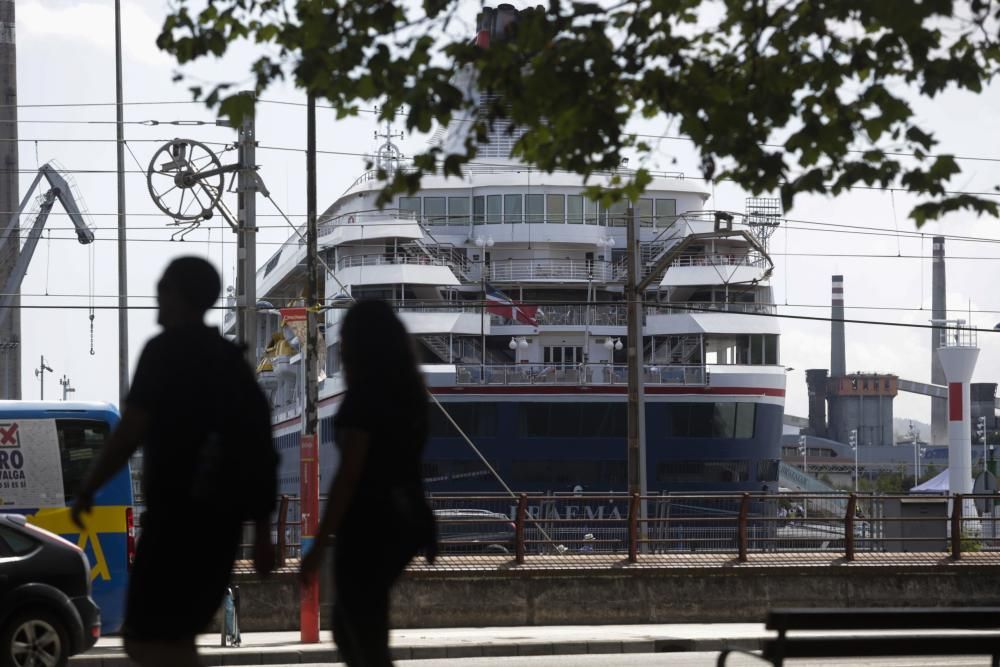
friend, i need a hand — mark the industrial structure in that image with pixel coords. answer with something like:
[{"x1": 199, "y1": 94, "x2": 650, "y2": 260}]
[
  {"x1": 0, "y1": 0, "x2": 18, "y2": 398},
  {"x1": 806, "y1": 276, "x2": 898, "y2": 448}
]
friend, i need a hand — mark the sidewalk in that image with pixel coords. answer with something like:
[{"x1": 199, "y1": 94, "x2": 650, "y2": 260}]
[{"x1": 71, "y1": 623, "x2": 774, "y2": 665}]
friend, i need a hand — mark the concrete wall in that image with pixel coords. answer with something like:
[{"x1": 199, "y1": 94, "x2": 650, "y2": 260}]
[{"x1": 226, "y1": 565, "x2": 1000, "y2": 631}]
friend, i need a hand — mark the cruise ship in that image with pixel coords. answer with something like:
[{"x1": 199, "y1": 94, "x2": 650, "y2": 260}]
[{"x1": 245, "y1": 5, "x2": 786, "y2": 498}]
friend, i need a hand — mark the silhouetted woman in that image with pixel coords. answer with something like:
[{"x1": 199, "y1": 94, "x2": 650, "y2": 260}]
[{"x1": 301, "y1": 300, "x2": 436, "y2": 666}]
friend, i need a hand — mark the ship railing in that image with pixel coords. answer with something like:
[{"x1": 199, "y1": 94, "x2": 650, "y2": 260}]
[
  {"x1": 454, "y1": 363, "x2": 707, "y2": 387},
  {"x1": 487, "y1": 302, "x2": 775, "y2": 327},
  {"x1": 648, "y1": 302, "x2": 777, "y2": 316},
  {"x1": 336, "y1": 253, "x2": 453, "y2": 271},
  {"x1": 236, "y1": 493, "x2": 1000, "y2": 571},
  {"x1": 669, "y1": 253, "x2": 768, "y2": 269},
  {"x1": 488, "y1": 259, "x2": 616, "y2": 282},
  {"x1": 318, "y1": 207, "x2": 418, "y2": 233}
]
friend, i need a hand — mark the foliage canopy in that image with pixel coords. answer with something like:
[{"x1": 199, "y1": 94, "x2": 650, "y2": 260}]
[{"x1": 158, "y1": 0, "x2": 1000, "y2": 221}]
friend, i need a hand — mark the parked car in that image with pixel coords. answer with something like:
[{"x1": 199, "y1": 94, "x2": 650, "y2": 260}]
[
  {"x1": 434, "y1": 509, "x2": 516, "y2": 554},
  {"x1": 0, "y1": 514, "x2": 100, "y2": 667}
]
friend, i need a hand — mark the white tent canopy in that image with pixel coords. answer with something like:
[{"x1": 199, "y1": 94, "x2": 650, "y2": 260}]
[{"x1": 910, "y1": 468, "x2": 950, "y2": 494}]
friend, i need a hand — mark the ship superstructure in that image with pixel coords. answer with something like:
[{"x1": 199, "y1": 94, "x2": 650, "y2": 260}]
[{"x1": 246, "y1": 5, "x2": 785, "y2": 496}]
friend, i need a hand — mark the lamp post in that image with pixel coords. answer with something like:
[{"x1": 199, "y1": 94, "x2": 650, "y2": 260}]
[
  {"x1": 476, "y1": 236, "x2": 494, "y2": 382},
  {"x1": 908, "y1": 422, "x2": 919, "y2": 486},
  {"x1": 849, "y1": 429, "x2": 858, "y2": 492},
  {"x1": 798, "y1": 434, "x2": 807, "y2": 474},
  {"x1": 33, "y1": 356, "x2": 53, "y2": 400}
]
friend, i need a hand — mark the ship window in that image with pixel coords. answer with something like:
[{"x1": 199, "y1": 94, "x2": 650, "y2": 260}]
[
  {"x1": 607, "y1": 200, "x2": 628, "y2": 227},
  {"x1": 639, "y1": 198, "x2": 654, "y2": 227},
  {"x1": 424, "y1": 197, "x2": 446, "y2": 224},
  {"x1": 486, "y1": 195, "x2": 502, "y2": 223},
  {"x1": 566, "y1": 195, "x2": 583, "y2": 224},
  {"x1": 764, "y1": 334, "x2": 778, "y2": 365},
  {"x1": 448, "y1": 197, "x2": 470, "y2": 224},
  {"x1": 656, "y1": 460, "x2": 750, "y2": 483},
  {"x1": 525, "y1": 194, "x2": 544, "y2": 223},
  {"x1": 547, "y1": 194, "x2": 565, "y2": 223},
  {"x1": 504, "y1": 194, "x2": 523, "y2": 223},
  {"x1": 399, "y1": 197, "x2": 421, "y2": 218},
  {"x1": 473, "y1": 196, "x2": 485, "y2": 224},
  {"x1": 668, "y1": 403, "x2": 755, "y2": 438},
  {"x1": 519, "y1": 403, "x2": 626, "y2": 438},
  {"x1": 655, "y1": 199, "x2": 677, "y2": 226},
  {"x1": 755, "y1": 459, "x2": 779, "y2": 482},
  {"x1": 543, "y1": 346, "x2": 583, "y2": 366},
  {"x1": 428, "y1": 402, "x2": 497, "y2": 438}
]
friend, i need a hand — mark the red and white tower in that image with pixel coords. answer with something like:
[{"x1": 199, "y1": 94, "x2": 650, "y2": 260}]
[{"x1": 936, "y1": 320, "x2": 980, "y2": 494}]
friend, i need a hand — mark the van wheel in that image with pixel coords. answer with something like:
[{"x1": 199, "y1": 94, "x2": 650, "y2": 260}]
[{"x1": 0, "y1": 610, "x2": 69, "y2": 667}]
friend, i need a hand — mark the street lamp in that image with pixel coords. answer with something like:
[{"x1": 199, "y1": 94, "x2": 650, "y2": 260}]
[
  {"x1": 474, "y1": 236, "x2": 494, "y2": 382},
  {"x1": 909, "y1": 422, "x2": 920, "y2": 486},
  {"x1": 849, "y1": 429, "x2": 858, "y2": 492},
  {"x1": 798, "y1": 434, "x2": 807, "y2": 474}
]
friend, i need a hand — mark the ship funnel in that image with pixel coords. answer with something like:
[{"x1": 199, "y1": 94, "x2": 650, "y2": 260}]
[
  {"x1": 830, "y1": 276, "x2": 846, "y2": 377},
  {"x1": 931, "y1": 236, "x2": 947, "y2": 444},
  {"x1": 936, "y1": 320, "x2": 979, "y2": 494}
]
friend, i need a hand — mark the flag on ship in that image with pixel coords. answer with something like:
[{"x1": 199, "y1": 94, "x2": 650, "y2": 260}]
[{"x1": 484, "y1": 284, "x2": 538, "y2": 326}]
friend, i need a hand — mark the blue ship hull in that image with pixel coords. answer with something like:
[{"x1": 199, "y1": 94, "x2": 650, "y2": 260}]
[{"x1": 274, "y1": 399, "x2": 783, "y2": 496}]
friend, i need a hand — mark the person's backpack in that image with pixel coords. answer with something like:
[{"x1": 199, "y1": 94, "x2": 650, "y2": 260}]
[{"x1": 193, "y1": 339, "x2": 279, "y2": 522}]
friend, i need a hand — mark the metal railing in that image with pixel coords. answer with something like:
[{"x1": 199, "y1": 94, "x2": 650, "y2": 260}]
[
  {"x1": 670, "y1": 253, "x2": 768, "y2": 269},
  {"x1": 235, "y1": 493, "x2": 1000, "y2": 573},
  {"x1": 454, "y1": 363, "x2": 708, "y2": 386},
  {"x1": 489, "y1": 259, "x2": 615, "y2": 282},
  {"x1": 336, "y1": 253, "x2": 452, "y2": 271}
]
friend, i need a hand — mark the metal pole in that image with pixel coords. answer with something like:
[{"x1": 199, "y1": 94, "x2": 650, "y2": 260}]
[
  {"x1": 236, "y1": 91, "x2": 258, "y2": 364},
  {"x1": 854, "y1": 445, "x2": 858, "y2": 493},
  {"x1": 625, "y1": 203, "x2": 647, "y2": 506},
  {"x1": 480, "y1": 259, "x2": 485, "y2": 383},
  {"x1": 299, "y1": 93, "x2": 321, "y2": 644},
  {"x1": 114, "y1": 0, "x2": 129, "y2": 402}
]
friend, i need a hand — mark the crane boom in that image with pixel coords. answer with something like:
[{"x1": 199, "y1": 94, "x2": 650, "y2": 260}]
[{"x1": 0, "y1": 163, "x2": 96, "y2": 331}]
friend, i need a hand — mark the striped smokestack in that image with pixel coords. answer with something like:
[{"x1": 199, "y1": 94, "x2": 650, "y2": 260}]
[
  {"x1": 831, "y1": 275, "x2": 846, "y2": 377},
  {"x1": 0, "y1": 0, "x2": 19, "y2": 398},
  {"x1": 931, "y1": 236, "x2": 947, "y2": 445}
]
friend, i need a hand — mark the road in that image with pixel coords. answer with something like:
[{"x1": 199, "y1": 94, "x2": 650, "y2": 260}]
[{"x1": 295, "y1": 655, "x2": 997, "y2": 667}]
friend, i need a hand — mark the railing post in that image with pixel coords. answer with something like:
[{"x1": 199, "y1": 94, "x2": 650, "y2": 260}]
[
  {"x1": 275, "y1": 494, "x2": 289, "y2": 568},
  {"x1": 737, "y1": 493, "x2": 749, "y2": 562},
  {"x1": 951, "y1": 494, "x2": 963, "y2": 560},
  {"x1": 845, "y1": 494, "x2": 856, "y2": 562},
  {"x1": 628, "y1": 493, "x2": 640, "y2": 563},
  {"x1": 515, "y1": 494, "x2": 527, "y2": 565}
]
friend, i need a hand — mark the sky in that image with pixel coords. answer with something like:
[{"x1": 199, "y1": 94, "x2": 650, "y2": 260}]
[{"x1": 11, "y1": 0, "x2": 1000, "y2": 437}]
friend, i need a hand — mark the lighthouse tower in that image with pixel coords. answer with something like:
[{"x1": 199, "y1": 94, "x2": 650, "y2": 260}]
[{"x1": 936, "y1": 320, "x2": 980, "y2": 495}]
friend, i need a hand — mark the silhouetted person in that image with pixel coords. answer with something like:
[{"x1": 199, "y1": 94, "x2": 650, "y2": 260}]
[
  {"x1": 72, "y1": 256, "x2": 277, "y2": 667},
  {"x1": 301, "y1": 299, "x2": 436, "y2": 666}
]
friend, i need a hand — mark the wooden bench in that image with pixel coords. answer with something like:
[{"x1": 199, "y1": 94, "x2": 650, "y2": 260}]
[{"x1": 717, "y1": 607, "x2": 1000, "y2": 666}]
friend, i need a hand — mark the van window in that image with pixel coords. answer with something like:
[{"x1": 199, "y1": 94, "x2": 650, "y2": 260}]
[{"x1": 57, "y1": 420, "x2": 110, "y2": 502}]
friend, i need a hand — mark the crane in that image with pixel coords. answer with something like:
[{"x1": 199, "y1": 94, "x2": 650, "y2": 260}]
[{"x1": 0, "y1": 163, "x2": 95, "y2": 331}]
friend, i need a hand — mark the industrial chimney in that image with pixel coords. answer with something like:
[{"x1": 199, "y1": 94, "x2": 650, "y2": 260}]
[
  {"x1": 931, "y1": 236, "x2": 947, "y2": 445},
  {"x1": 830, "y1": 275, "x2": 846, "y2": 378},
  {"x1": 0, "y1": 0, "x2": 19, "y2": 399}
]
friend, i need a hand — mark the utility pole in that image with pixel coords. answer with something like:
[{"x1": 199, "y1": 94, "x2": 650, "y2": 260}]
[
  {"x1": 59, "y1": 374, "x2": 74, "y2": 401},
  {"x1": 0, "y1": 0, "x2": 20, "y2": 399},
  {"x1": 299, "y1": 93, "x2": 320, "y2": 644},
  {"x1": 114, "y1": 0, "x2": 129, "y2": 402},
  {"x1": 625, "y1": 203, "x2": 647, "y2": 513},
  {"x1": 235, "y1": 92, "x2": 258, "y2": 365},
  {"x1": 33, "y1": 356, "x2": 52, "y2": 400}
]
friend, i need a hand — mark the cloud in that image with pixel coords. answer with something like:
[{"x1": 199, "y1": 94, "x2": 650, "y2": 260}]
[{"x1": 17, "y1": 1, "x2": 170, "y2": 68}]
